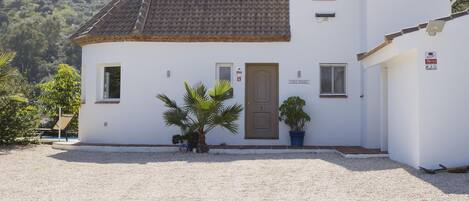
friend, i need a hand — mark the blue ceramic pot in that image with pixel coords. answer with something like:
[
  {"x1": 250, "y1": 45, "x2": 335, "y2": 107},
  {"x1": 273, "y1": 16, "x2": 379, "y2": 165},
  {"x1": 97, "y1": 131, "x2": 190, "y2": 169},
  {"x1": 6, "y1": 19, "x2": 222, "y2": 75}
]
[{"x1": 289, "y1": 131, "x2": 305, "y2": 147}]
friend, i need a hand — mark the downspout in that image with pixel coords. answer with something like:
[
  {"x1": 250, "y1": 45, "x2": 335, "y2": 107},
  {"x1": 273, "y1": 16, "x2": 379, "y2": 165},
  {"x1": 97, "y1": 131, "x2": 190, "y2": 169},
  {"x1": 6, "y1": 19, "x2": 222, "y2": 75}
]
[{"x1": 359, "y1": 0, "x2": 368, "y2": 147}]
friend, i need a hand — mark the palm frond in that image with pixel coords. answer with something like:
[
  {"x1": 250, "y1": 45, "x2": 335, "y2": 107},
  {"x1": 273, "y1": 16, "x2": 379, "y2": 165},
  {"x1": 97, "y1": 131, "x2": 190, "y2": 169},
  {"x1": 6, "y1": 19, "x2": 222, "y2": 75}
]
[
  {"x1": 209, "y1": 80, "x2": 233, "y2": 101},
  {"x1": 162, "y1": 108, "x2": 188, "y2": 128},
  {"x1": 210, "y1": 104, "x2": 243, "y2": 134},
  {"x1": 183, "y1": 82, "x2": 198, "y2": 107},
  {"x1": 0, "y1": 52, "x2": 15, "y2": 69},
  {"x1": 157, "y1": 94, "x2": 179, "y2": 109},
  {"x1": 0, "y1": 52, "x2": 17, "y2": 83}
]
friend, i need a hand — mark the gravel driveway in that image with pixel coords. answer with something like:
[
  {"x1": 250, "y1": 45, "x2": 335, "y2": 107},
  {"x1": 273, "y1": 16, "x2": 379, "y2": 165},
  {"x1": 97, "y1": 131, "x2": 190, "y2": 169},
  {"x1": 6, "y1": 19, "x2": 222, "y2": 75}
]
[{"x1": 1, "y1": 145, "x2": 468, "y2": 201}]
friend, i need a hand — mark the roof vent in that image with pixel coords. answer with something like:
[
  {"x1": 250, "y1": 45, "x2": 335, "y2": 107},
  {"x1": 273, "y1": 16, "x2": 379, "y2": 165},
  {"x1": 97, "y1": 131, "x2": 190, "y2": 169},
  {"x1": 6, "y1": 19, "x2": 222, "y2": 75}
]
[{"x1": 315, "y1": 13, "x2": 336, "y2": 18}]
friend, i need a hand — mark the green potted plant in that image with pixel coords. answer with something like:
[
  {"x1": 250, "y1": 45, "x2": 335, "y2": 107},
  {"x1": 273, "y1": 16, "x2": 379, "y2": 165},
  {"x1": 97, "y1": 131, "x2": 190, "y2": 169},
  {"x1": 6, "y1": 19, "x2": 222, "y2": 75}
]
[
  {"x1": 279, "y1": 96, "x2": 311, "y2": 146},
  {"x1": 158, "y1": 81, "x2": 243, "y2": 153}
]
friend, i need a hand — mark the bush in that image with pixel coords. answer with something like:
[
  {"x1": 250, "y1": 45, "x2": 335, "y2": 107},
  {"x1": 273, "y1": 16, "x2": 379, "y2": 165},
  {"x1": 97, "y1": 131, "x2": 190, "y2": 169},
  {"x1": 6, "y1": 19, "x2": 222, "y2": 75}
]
[
  {"x1": 279, "y1": 96, "x2": 311, "y2": 132},
  {"x1": 0, "y1": 52, "x2": 40, "y2": 145},
  {"x1": 0, "y1": 100, "x2": 40, "y2": 144},
  {"x1": 39, "y1": 64, "x2": 80, "y2": 130}
]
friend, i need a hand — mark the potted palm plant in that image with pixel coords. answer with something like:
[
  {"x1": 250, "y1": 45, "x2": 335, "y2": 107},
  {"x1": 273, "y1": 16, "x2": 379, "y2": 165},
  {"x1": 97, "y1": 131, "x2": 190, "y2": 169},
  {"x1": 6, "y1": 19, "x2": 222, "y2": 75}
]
[
  {"x1": 279, "y1": 96, "x2": 311, "y2": 146},
  {"x1": 158, "y1": 81, "x2": 243, "y2": 153}
]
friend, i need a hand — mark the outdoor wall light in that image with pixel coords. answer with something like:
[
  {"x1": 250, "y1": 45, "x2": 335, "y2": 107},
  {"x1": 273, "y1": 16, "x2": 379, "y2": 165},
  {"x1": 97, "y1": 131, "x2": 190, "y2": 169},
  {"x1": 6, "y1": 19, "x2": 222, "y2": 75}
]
[
  {"x1": 166, "y1": 70, "x2": 171, "y2": 78},
  {"x1": 297, "y1": 70, "x2": 302, "y2": 78},
  {"x1": 426, "y1": 20, "x2": 446, "y2": 36}
]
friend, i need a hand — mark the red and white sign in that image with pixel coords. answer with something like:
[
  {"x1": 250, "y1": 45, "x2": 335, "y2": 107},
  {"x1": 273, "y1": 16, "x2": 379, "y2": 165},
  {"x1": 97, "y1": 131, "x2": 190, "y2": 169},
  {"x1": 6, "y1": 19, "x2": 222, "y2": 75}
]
[{"x1": 425, "y1": 51, "x2": 438, "y2": 70}]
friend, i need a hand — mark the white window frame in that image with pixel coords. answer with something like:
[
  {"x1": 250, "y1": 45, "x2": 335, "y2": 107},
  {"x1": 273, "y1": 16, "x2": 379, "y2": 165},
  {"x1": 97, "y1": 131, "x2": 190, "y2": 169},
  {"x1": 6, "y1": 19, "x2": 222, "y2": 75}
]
[
  {"x1": 215, "y1": 63, "x2": 233, "y2": 83},
  {"x1": 319, "y1": 63, "x2": 347, "y2": 96},
  {"x1": 97, "y1": 63, "x2": 121, "y2": 102}
]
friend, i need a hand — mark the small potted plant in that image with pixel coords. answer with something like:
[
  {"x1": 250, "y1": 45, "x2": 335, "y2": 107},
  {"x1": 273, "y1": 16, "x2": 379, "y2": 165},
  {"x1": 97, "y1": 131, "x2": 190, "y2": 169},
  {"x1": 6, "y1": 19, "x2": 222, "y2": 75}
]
[{"x1": 279, "y1": 96, "x2": 311, "y2": 146}]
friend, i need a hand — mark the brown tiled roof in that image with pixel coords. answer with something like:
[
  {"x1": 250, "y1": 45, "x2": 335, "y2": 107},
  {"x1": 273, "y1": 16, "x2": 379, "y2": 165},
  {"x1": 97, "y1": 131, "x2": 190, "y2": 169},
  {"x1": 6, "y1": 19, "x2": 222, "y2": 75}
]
[
  {"x1": 72, "y1": 0, "x2": 291, "y2": 45},
  {"x1": 358, "y1": 9, "x2": 469, "y2": 61}
]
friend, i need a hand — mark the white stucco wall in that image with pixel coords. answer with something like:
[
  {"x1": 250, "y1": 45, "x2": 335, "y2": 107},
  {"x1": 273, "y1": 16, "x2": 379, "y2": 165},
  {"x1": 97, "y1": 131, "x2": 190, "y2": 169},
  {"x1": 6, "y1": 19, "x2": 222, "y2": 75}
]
[
  {"x1": 363, "y1": 15, "x2": 469, "y2": 168},
  {"x1": 384, "y1": 51, "x2": 420, "y2": 168},
  {"x1": 416, "y1": 16, "x2": 469, "y2": 169},
  {"x1": 80, "y1": 0, "x2": 365, "y2": 146},
  {"x1": 361, "y1": 0, "x2": 450, "y2": 149}
]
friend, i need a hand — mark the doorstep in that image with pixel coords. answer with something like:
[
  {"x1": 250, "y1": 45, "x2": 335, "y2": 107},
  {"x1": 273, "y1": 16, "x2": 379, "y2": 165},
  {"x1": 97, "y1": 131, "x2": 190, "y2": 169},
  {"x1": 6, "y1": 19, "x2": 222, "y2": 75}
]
[
  {"x1": 52, "y1": 142, "x2": 389, "y2": 158},
  {"x1": 336, "y1": 146, "x2": 389, "y2": 159}
]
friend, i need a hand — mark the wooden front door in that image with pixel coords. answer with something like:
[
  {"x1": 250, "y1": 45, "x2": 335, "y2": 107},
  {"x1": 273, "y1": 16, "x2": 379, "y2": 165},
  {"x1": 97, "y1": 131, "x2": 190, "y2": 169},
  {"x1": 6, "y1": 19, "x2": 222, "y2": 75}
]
[{"x1": 245, "y1": 63, "x2": 279, "y2": 139}]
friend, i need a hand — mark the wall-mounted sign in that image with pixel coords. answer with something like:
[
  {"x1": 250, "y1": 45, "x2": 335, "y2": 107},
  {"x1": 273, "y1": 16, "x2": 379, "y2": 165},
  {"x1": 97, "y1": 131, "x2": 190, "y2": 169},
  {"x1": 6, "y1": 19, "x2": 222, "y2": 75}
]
[
  {"x1": 288, "y1": 80, "x2": 310, "y2": 85},
  {"x1": 236, "y1": 68, "x2": 243, "y2": 82},
  {"x1": 425, "y1": 51, "x2": 438, "y2": 70}
]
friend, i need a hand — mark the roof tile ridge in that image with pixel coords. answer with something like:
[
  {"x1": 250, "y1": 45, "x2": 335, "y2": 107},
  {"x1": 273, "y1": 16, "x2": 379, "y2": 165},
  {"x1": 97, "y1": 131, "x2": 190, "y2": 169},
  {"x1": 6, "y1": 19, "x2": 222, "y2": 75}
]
[
  {"x1": 71, "y1": 0, "x2": 121, "y2": 39},
  {"x1": 82, "y1": 0, "x2": 123, "y2": 36},
  {"x1": 132, "y1": 0, "x2": 152, "y2": 34}
]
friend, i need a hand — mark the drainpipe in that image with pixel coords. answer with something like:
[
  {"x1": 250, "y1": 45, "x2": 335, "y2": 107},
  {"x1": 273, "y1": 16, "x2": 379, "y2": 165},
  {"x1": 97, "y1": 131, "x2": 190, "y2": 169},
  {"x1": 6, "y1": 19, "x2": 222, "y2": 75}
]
[{"x1": 58, "y1": 107, "x2": 62, "y2": 142}]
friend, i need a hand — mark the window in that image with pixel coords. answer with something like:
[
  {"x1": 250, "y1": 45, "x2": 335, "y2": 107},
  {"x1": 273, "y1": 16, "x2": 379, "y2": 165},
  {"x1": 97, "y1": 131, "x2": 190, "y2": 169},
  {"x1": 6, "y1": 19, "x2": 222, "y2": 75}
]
[
  {"x1": 103, "y1": 66, "x2": 121, "y2": 100},
  {"x1": 216, "y1": 63, "x2": 234, "y2": 98},
  {"x1": 216, "y1": 63, "x2": 232, "y2": 83},
  {"x1": 320, "y1": 64, "x2": 346, "y2": 96}
]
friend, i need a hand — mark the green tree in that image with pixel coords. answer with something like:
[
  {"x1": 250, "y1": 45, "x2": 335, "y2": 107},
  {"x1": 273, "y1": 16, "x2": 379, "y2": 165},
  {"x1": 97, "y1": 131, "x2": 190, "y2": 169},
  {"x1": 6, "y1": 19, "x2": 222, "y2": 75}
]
[
  {"x1": 3, "y1": 19, "x2": 48, "y2": 82},
  {"x1": 38, "y1": 64, "x2": 80, "y2": 129},
  {"x1": 0, "y1": 52, "x2": 40, "y2": 145},
  {"x1": 158, "y1": 81, "x2": 243, "y2": 153},
  {"x1": 453, "y1": 0, "x2": 469, "y2": 12},
  {"x1": 0, "y1": 52, "x2": 23, "y2": 101},
  {"x1": 0, "y1": 0, "x2": 8, "y2": 34},
  {"x1": 1, "y1": 0, "x2": 111, "y2": 82}
]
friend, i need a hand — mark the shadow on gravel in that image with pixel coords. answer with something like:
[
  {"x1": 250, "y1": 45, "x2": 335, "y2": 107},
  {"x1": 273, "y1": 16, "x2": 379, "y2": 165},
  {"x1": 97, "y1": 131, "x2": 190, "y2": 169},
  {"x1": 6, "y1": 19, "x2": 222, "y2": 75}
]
[
  {"x1": 49, "y1": 150, "x2": 469, "y2": 195},
  {"x1": 322, "y1": 156, "x2": 469, "y2": 195},
  {"x1": 50, "y1": 150, "x2": 394, "y2": 167},
  {"x1": 0, "y1": 145, "x2": 36, "y2": 155},
  {"x1": 407, "y1": 170, "x2": 469, "y2": 195}
]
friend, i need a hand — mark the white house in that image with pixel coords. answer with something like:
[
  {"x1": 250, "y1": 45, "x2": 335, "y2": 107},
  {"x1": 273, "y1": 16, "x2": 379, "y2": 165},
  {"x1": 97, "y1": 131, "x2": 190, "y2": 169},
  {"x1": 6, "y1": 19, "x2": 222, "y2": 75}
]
[
  {"x1": 360, "y1": 10, "x2": 469, "y2": 169},
  {"x1": 72, "y1": 0, "x2": 463, "y2": 168}
]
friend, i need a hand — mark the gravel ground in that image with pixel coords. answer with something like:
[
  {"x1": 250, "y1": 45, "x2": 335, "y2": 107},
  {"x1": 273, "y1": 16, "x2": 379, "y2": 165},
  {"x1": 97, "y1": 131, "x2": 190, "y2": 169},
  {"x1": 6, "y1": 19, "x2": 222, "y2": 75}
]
[{"x1": 1, "y1": 146, "x2": 468, "y2": 201}]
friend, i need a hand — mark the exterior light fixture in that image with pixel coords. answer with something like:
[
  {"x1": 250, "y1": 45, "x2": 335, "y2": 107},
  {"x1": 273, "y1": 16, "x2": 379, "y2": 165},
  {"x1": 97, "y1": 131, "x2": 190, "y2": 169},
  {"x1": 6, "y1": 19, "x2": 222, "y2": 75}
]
[{"x1": 426, "y1": 20, "x2": 446, "y2": 36}]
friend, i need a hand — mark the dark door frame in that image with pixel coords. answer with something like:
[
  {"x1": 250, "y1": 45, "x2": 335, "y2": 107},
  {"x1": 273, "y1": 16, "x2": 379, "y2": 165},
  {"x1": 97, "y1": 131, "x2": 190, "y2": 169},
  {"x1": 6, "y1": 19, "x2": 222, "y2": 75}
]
[{"x1": 244, "y1": 63, "x2": 279, "y2": 140}]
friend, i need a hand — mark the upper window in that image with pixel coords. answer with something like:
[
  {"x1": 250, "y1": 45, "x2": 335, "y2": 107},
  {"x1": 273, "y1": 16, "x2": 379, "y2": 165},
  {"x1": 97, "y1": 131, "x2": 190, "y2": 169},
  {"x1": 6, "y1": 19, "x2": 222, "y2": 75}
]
[
  {"x1": 216, "y1": 63, "x2": 232, "y2": 83},
  {"x1": 320, "y1": 64, "x2": 346, "y2": 95},
  {"x1": 103, "y1": 66, "x2": 121, "y2": 100}
]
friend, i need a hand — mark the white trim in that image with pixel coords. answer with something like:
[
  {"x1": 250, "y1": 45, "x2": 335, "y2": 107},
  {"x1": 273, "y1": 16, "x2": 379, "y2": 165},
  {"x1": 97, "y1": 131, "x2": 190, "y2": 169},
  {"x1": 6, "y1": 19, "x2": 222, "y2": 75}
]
[
  {"x1": 215, "y1": 63, "x2": 233, "y2": 83},
  {"x1": 96, "y1": 63, "x2": 122, "y2": 102}
]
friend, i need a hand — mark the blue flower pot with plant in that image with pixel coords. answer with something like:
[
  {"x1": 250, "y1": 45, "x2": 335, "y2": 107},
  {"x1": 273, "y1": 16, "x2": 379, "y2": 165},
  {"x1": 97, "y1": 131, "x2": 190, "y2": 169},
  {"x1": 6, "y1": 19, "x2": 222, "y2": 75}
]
[{"x1": 279, "y1": 96, "x2": 311, "y2": 147}]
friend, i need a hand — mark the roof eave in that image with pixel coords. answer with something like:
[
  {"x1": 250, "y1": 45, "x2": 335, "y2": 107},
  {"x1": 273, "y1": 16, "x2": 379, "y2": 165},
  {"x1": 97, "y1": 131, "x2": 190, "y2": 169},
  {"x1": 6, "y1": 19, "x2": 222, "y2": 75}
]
[
  {"x1": 72, "y1": 34, "x2": 292, "y2": 46},
  {"x1": 358, "y1": 9, "x2": 469, "y2": 61}
]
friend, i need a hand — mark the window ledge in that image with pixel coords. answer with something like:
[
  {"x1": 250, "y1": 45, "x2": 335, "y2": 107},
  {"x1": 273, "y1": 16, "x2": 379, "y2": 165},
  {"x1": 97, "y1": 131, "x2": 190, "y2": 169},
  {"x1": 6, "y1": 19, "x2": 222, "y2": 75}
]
[
  {"x1": 95, "y1": 100, "x2": 120, "y2": 104},
  {"x1": 319, "y1": 94, "x2": 348, "y2": 99}
]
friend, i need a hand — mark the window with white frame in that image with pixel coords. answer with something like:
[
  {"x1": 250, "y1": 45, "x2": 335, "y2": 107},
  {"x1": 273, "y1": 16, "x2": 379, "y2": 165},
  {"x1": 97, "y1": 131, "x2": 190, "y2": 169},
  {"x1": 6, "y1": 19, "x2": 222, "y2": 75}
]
[
  {"x1": 102, "y1": 66, "x2": 121, "y2": 100},
  {"x1": 320, "y1": 64, "x2": 346, "y2": 95},
  {"x1": 216, "y1": 63, "x2": 234, "y2": 98},
  {"x1": 216, "y1": 63, "x2": 233, "y2": 83}
]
